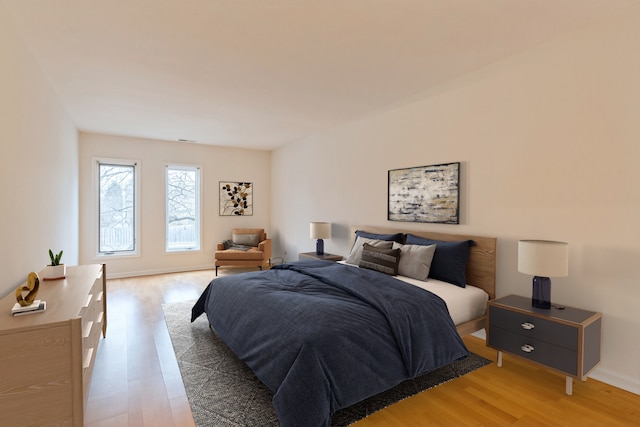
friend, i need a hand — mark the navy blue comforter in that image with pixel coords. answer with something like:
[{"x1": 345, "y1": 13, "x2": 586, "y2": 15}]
[{"x1": 191, "y1": 261, "x2": 468, "y2": 427}]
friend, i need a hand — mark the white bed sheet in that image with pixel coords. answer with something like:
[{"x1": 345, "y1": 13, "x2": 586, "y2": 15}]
[
  {"x1": 338, "y1": 261, "x2": 488, "y2": 326},
  {"x1": 394, "y1": 275, "x2": 488, "y2": 326}
]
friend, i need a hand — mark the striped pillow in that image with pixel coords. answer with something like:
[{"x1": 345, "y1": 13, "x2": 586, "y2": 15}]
[{"x1": 359, "y1": 243, "x2": 401, "y2": 276}]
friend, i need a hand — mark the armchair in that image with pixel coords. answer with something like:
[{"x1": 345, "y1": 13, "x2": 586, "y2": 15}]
[{"x1": 214, "y1": 228, "x2": 272, "y2": 276}]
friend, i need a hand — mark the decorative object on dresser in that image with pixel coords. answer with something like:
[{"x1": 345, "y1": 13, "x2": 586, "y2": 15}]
[
  {"x1": 219, "y1": 181, "x2": 253, "y2": 216},
  {"x1": 0, "y1": 264, "x2": 107, "y2": 426},
  {"x1": 388, "y1": 162, "x2": 460, "y2": 224},
  {"x1": 310, "y1": 221, "x2": 331, "y2": 255},
  {"x1": 298, "y1": 252, "x2": 343, "y2": 262},
  {"x1": 41, "y1": 248, "x2": 66, "y2": 280},
  {"x1": 14, "y1": 271, "x2": 40, "y2": 307},
  {"x1": 518, "y1": 240, "x2": 568, "y2": 309},
  {"x1": 486, "y1": 294, "x2": 601, "y2": 395}
]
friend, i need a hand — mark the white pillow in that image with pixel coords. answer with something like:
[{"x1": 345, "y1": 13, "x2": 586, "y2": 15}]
[
  {"x1": 392, "y1": 242, "x2": 436, "y2": 281},
  {"x1": 345, "y1": 237, "x2": 394, "y2": 265}
]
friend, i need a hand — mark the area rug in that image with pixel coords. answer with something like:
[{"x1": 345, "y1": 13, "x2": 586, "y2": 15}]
[{"x1": 163, "y1": 300, "x2": 491, "y2": 427}]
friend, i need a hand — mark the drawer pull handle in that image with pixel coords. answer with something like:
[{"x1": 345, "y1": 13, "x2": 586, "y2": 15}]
[
  {"x1": 521, "y1": 344, "x2": 535, "y2": 353},
  {"x1": 521, "y1": 322, "x2": 535, "y2": 330}
]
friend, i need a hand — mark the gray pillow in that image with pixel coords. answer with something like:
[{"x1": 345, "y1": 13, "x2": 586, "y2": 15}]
[
  {"x1": 232, "y1": 233, "x2": 260, "y2": 247},
  {"x1": 345, "y1": 236, "x2": 393, "y2": 265},
  {"x1": 393, "y1": 242, "x2": 436, "y2": 281}
]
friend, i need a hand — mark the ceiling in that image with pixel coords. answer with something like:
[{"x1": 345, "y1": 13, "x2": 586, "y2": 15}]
[{"x1": 3, "y1": 0, "x2": 637, "y2": 150}]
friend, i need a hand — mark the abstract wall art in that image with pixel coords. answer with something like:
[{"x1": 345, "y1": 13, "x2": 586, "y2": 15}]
[
  {"x1": 388, "y1": 162, "x2": 460, "y2": 224},
  {"x1": 219, "y1": 182, "x2": 253, "y2": 216}
]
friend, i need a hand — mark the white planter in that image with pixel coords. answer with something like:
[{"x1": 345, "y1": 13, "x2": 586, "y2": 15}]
[{"x1": 42, "y1": 264, "x2": 66, "y2": 281}]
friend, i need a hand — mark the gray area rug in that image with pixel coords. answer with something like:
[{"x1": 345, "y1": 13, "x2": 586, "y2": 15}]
[{"x1": 163, "y1": 300, "x2": 491, "y2": 427}]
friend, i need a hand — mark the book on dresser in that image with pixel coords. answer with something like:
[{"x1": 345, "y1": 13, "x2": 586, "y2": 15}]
[
  {"x1": 11, "y1": 300, "x2": 47, "y2": 315},
  {"x1": 0, "y1": 264, "x2": 107, "y2": 427}
]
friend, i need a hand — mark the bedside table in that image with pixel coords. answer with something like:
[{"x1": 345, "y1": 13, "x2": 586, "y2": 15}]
[
  {"x1": 486, "y1": 294, "x2": 601, "y2": 395},
  {"x1": 298, "y1": 252, "x2": 344, "y2": 262}
]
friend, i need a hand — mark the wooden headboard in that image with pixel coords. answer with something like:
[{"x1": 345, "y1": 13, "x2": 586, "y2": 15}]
[{"x1": 350, "y1": 225, "x2": 497, "y2": 335}]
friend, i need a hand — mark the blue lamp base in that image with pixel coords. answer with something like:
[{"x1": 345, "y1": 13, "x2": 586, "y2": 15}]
[
  {"x1": 316, "y1": 239, "x2": 324, "y2": 255},
  {"x1": 532, "y1": 276, "x2": 551, "y2": 309}
]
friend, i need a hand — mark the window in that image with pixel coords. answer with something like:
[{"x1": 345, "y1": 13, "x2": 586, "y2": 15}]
[
  {"x1": 166, "y1": 165, "x2": 201, "y2": 252},
  {"x1": 98, "y1": 160, "x2": 138, "y2": 255}
]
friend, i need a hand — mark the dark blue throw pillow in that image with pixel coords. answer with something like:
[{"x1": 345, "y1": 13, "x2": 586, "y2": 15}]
[
  {"x1": 355, "y1": 230, "x2": 405, "y2": 244},
  {"x1": 405, "y1": 234, "x2": 474, "y2": 288}
]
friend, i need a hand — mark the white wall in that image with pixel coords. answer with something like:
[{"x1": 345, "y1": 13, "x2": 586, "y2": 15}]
[
  {"x1": 0, "y1": 4, "x2": 79, "y2": 298},
  {"x1": 79, "y1": 133, "x2": 271, "y2": 277},
  {"x1": 272, "y1": 7, "x2": 640, "y2": 394}
]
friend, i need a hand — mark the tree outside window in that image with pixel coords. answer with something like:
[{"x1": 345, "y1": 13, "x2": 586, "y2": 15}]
[
  {"x1": 166, "y1": 165, "x2": 201, "y2": 251},
  {"x1": 99, "y1": 162, "x2": 136, "y2": 254}
]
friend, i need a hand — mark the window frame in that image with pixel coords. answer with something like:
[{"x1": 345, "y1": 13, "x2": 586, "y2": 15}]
[
  {"x1": 165, "y1": 163, "x2": 202, "y2": 253},
  {"x1": 93, "y1": 157, "x2": 141, "y2": 259}
]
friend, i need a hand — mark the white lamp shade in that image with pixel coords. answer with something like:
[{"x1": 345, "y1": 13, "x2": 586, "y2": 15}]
[
  {"x1": 518, "y1": 240, "x2": 568, "y2": 277},
  {"x1": 310, "y1": 222, "x2": 331, "y2": 240}
]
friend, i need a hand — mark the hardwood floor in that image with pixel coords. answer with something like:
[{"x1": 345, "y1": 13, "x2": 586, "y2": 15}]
[
  {"x1": 85, "y1": 270, "x2": 640, "y2": 426},
  {"x1": 85, "y1": 268, "x2": 216, "y2": 427}
]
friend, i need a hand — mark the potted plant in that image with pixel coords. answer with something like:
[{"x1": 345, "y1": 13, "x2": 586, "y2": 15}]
[{"x1": 42, "y1": 249, "x2": 66, "y2": 280}]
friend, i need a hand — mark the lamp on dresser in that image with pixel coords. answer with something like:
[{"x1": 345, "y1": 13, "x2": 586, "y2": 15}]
[
  {"x1": 518, "y1": 239, "x2": 568, "y2": 309},
  {"x1": 310, "y1": 222, "x2": 331, "y2": 255}
]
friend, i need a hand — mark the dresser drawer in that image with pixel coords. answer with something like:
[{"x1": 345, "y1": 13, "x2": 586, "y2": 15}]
[
  {"x1": 489, "y1": 326, "x2": 578, "y2": 375},
  {"x1": 490, "y1": 305, "x2": 578, "y2": 351},
  {"x1": 81, "y1": 275, "x2": 105, "y2": 399}
]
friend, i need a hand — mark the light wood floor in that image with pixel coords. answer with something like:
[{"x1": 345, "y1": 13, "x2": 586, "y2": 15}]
[{"x1": 85, "y1": 270, "x2": 640, "y2": 426}]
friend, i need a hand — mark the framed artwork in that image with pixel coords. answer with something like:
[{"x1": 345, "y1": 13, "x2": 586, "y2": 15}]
[
  {"x1": 388, "y1": 162, "x2": 460, "y2": 224},
  {"x1": 219, "y1": 182, "x2": 253, "y2": 216}
]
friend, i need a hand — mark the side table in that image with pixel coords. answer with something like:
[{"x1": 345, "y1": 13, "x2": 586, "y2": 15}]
[{"x1": 486, "y1": 294, "x2": 601, "y2": 395}]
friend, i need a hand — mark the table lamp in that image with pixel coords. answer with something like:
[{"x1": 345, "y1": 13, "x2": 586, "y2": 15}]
[
  {"x1": 310, "y1": 222, "x2": 331, "y2": 255},
  {"x1": 518, "y1": 240, "x2": 568, "y2": 309}
]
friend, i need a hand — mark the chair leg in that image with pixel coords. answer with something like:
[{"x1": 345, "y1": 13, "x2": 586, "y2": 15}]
[
  {"x1": 215, "y1": 266, "x2": 218, "y2": 276},
  {"x1": 259, "y1": 266, "x2": 262, "y2": 271}
]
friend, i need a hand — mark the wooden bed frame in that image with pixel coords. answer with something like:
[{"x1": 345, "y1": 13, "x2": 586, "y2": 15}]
[{"x1": 350, "y1": 225, "x2": 497, "y2": 336}]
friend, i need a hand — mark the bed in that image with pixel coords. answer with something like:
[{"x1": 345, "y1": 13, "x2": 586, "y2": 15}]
[{"x1": 191, "y1": 225, "x2": 496, "y2": 427}]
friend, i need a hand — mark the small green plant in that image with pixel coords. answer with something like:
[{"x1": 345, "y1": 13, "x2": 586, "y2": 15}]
[{"x1": 49, "y1": 249, "x2": 64, "y2": 266}]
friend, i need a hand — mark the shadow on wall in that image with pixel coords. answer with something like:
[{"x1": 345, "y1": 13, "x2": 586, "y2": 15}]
[{"x1": 582, "y1": 244, "x2": 638, "y2": 282}]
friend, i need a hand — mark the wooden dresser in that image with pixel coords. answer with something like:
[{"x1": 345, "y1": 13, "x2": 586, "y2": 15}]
[{"x1": 0, "y1": 264, "x2": 107, "y2": 426}]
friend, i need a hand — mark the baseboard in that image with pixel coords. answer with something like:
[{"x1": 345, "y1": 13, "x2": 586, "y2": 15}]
[
  {"x1": 471, "y1": 328, "x2": 486, "y2": 340},
  {"x1": 590, "y1": 368, "x2": 640, "y2": 396},
  {"x1": 106, "y1": 264, "x2": 215, "y2": 279}
]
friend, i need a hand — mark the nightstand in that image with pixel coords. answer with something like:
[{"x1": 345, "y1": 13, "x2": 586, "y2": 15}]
[
  {"x1": 486, "y1": 294, "x2": 601, "y2": 395},
  {"x1": 298, "y1": 252, "x2": 344, "y2": 262}
]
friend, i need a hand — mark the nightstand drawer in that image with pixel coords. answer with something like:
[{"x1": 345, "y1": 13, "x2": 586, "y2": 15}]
[
  {"x1": 490, "y1": 305, "x2": 578, "y2": 351},
  {"x1": 489, "y1": 326, "x2": 578, "y2": 375}
]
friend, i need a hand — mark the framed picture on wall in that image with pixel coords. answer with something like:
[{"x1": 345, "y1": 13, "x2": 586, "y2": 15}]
[
  {"x1": 219, "y1": 182, "x2": 253, "y2": 216},
  {"x1": 388, "y1": 162, "x2": 460, "y2": 224}
]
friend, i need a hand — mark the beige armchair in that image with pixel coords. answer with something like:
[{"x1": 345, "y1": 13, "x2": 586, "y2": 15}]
[{"x1": 214, "y1": 228, "x2": 272, "y2": 276}]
